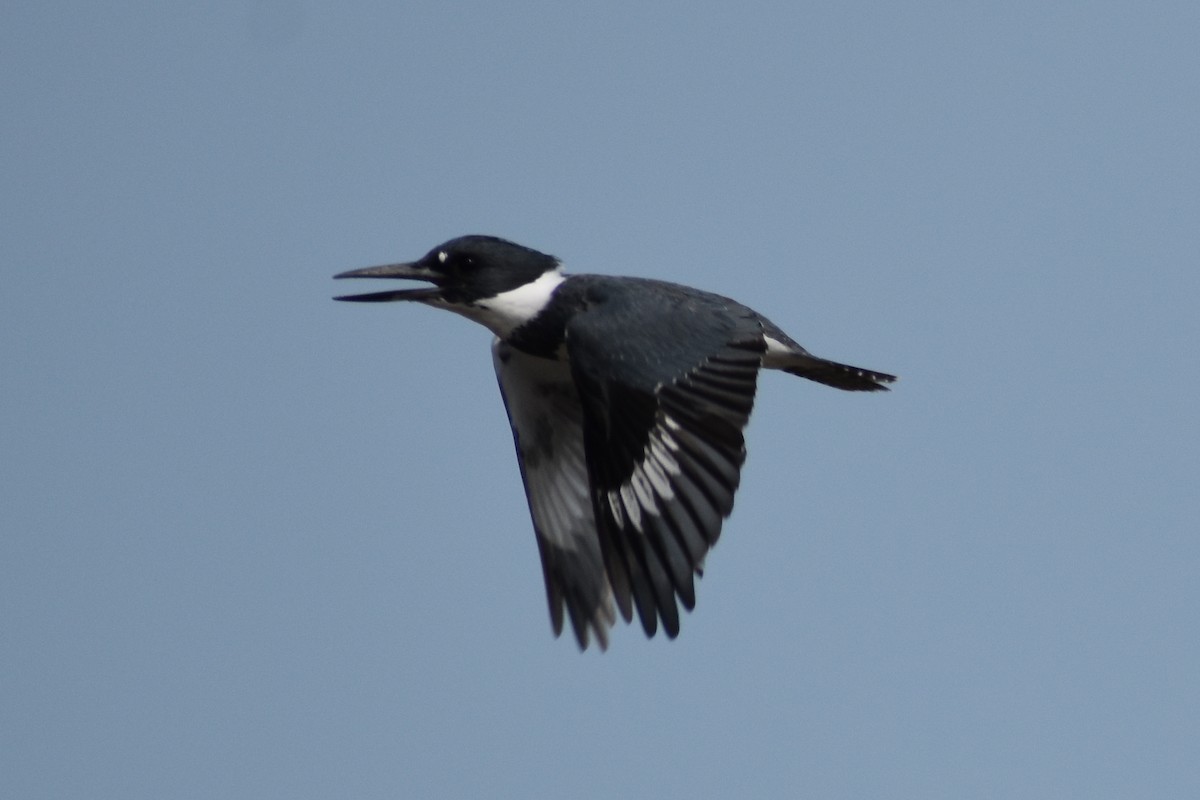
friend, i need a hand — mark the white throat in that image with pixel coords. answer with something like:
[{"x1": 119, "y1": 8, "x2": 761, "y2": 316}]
[{"x1": 449, "y1": 269, "x2": 566, "y2": 338}]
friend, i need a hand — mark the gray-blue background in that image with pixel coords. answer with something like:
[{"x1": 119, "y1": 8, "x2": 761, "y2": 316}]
[{"x1": 4, "y1": 2, "x2": 1197, "y2": 797}]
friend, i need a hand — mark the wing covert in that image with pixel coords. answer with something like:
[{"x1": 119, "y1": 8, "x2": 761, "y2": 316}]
[{"x1": 564, "y1": 281, "x2": 766, "y2": 638}]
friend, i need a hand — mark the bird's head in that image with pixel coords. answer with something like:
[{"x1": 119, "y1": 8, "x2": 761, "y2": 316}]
[{"x1": 334, "y1": 235, "x2": 560, "y2": 308}]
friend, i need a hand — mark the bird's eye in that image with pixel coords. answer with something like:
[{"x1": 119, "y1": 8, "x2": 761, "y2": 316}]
[{"x1": 437, "y1": 253, "x2": 475, "y2": 280}]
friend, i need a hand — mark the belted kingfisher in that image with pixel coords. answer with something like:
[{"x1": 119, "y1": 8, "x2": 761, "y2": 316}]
[{"x1": 335, "y1": 235, "x2": 895, "y2": 650}]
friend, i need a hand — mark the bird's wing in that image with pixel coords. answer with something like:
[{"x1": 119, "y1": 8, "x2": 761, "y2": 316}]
[
  {"x1": 492, "y1": 339, "x2": 616, "y2": 650},
  {"x1": 564, "y1": 285, "x2": 766, "y2": 639}
]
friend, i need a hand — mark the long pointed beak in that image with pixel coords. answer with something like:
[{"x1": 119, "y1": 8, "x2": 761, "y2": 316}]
[{"x1": 333, "y1": 261, "x2": 443, "y2": 303}]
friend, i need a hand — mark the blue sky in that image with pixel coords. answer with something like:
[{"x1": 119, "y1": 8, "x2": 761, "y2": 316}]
[{"x1": 3, "y1": 2, "x2": 1198, "y2": 797}]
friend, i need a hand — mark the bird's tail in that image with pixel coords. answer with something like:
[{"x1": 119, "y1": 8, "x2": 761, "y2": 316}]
[{"x1": 781, "y1": 352, "x2": 896, "y2": 391}]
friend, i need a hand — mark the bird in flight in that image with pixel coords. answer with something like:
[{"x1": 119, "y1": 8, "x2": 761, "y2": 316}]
[{"x1": 335, "y1": 235, "x2": 895, "y2": 650}]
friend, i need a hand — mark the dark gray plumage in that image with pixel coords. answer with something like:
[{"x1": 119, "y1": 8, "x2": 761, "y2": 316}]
[{"x1": 336, "y1": 235, "x2": 895, "y2": 649}]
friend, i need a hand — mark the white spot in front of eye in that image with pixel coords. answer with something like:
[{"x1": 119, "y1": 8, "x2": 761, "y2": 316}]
[{"x1": 438, "y1": 251, "x2": 448, "y2": 264}]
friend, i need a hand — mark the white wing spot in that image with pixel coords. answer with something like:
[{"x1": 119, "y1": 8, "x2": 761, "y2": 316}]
[
  {"x1": 630, "y1": 470, "x2": 656, "y2": 515},
  {"x1": 618, "y1": 484, "x2": 644, "y2": 533},
  {"x1": 608, "y1": 492, "x2": 626, "y2": 528},
  {"x1": 640, "y1": 436, "x2": 678, "y2": 500}
]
